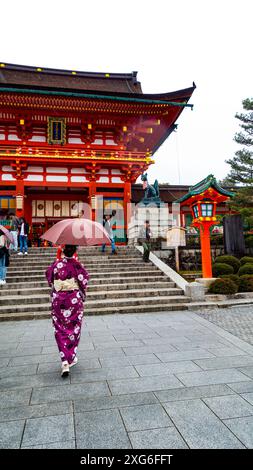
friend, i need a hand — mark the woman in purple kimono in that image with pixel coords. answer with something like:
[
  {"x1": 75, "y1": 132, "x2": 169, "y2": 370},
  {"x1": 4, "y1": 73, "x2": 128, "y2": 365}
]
[{"x1": 46, "y1": 245, "x2": 89, "y2": 377}]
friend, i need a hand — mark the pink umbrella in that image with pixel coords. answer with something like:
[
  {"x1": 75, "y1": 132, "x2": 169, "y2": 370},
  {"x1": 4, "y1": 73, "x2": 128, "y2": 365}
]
[
  {"x1": 40, "y1": 218, "x2": 111, "y2": 246},
  {"x1": 0, "y1": 225, "x2": 14, "y2": 244}
]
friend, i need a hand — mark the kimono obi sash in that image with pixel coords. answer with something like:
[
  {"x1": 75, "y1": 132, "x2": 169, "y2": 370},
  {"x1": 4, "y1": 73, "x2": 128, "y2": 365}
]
[{"x1": 54, "y1": 278, "x2": 79, "y2": 292}]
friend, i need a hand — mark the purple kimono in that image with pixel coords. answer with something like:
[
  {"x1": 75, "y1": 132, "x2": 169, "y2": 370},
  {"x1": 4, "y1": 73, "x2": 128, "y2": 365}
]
[{"x1": 46, "y1": 257, "x2": 89, "y2": 364}]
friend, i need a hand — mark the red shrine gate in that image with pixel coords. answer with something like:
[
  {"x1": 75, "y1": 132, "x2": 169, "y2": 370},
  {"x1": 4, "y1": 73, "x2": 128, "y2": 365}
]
[{"x1": 0, "y1": 63, "x2": 195, "y2": 244}]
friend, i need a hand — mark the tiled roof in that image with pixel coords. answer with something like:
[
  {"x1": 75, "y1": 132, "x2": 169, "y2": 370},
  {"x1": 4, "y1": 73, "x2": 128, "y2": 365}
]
[
  {"x1": 176, "y1": 175, "x2": 235, "y2": 203},
  {"x1": 0, "y1": 63, "x2": 142, "y2": 94}
]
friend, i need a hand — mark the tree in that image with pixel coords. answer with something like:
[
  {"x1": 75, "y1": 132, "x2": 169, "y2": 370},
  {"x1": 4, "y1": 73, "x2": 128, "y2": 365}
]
[{"x1": 225, "y1": 98, "x2": 253, "y2": 229}]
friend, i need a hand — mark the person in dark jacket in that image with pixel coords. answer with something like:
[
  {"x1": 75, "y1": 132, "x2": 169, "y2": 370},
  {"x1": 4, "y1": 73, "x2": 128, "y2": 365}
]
[
  {"x1": 0, "y1": 230, "x2": 9, "y2": 285},
  {"x1": 138, "y1": 221, "x2": 152, "y2": 262},
  {"x1": 18, "y1": 217, "x2": 30, "y2": 256}
]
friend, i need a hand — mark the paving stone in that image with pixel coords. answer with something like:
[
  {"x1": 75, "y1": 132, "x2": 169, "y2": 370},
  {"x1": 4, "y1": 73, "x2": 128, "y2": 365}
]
[
  {"x1": 0, "y1": 388, "x2": 32, "y2": 408},
  {"x1": 237, "y1": 366, "x2": 253, "y2": 379},
  {"x1": 22, "y1": 414, "x2": 75, "y2": 447},
  {"x1": 120, "y1": 403, "x2": 173, "y2": 431},
  {"x1": 203, "y1": 395, "x2": 253, "y2": 419},
  {"x1": 9, "y1": 353, "x2": 59, "y2": 366},
  {"x1": 22, "y1": 440, "x2": 75, "y2": 449},
  {"x1": 122, "y1": 344, "x2": 177, "y2": 356},
  {"x1": 31, "y1": 382, "x2": 110, "y2": 404},
  {"x1": 172, "y1": 341, "x2": 234, "y2": 352},
  {"x1": 155, "y1": 350, "x2": 215, "y2": 363},
  {"x1": 0, "y1": 372, "x2": 70, "y2": 391},
  {"x1": 241, "y1": 392, "x2": 253, "y2": 406},
  {"x1": 163, "y1": 399, "x2": 245, "y2": 448},
  {"x1": 0, "y1": 364, "x2": 38, "y2": 378},
  {"x1": 10, "y1": 347, "x2": 43, "y2": 356},
  {"x1": 194, "y1": 356, "x2": 253, "y2": 370},
  {"x1": 0, "y1": 358, "x2": 10, "y2": 367},
  {"x1": 74, "y1": 392, "x2": 158, "y2": 412},
  {"x1": 224, "y1": 416, "x2": 253, "y2": 448},
  {"x1": 37, "y1": 358, "x2": 101, "y2": 374},
  {"x1": 99, "y1": 354, "x2": 160, "y2": 368},
  {"x1": 227, "y1": 381, "x2": 253, "y2": 393},
  {"x1": 108, "y1": 375, "x2": 184, "y2": 395},
  {"x1": 78, "y1": 348, "x2": 126, "y2": 359},
  {"x1": 135, "y1": 361, "x2": 202, "y2": 377},
  {"x1": 75, "y1": 409, "x2": 131, "y2": 449},
  {"x1": 155, "y1": 384, "x2": 235, "y2": 402},
  {"x1": 207, "y1": 347, "x2": 249, "y2": 357},
  {"x1": 0, "y1": 419, "x2": 25, "y2": 449},
  {"x1": 195, "y1": 306, "x2": 253, "y2": 346},
  {"x1": 128, "y1": 427, "x2": 188, "y2": 449},
  {"x1": 0, "y1": 401, "x2": 73, "y2": 422},
  {"x1": 176, "y1": 369, "x2": 252, "y2": 387},
  {"x1": 70, "y1": 366, "x2": 139, "y2": 384}
]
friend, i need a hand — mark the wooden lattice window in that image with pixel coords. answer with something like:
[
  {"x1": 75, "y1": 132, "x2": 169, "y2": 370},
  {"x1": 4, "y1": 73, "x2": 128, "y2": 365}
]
[{"x1": 47, "y1": 117, "x2": 66, "y2": 145}]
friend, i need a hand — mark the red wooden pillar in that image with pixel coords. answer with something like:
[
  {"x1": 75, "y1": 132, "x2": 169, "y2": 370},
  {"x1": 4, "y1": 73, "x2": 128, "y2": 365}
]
[
  {"x1": 124, "y1": 182, "x2": 131, "y2": 242},
  {"x1": 199, "y1": 223, "x2": 213, "y2": 278}
]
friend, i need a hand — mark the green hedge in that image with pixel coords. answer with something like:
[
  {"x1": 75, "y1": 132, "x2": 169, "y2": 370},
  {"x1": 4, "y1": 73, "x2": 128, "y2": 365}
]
[
  {"x1": 212, "y1": 263, "x2": 234, "y2": 277},
  {"x1": 214, "y1": 255, "x2": 240, "y2": 273},
  {"x1": 240, "y1": 256, "x2": 253, "y2": 266},
  {"x1": 208, "y1": 278, "x2": 238, "y2": 295},
  {"x1": 238, "y1": 275, "x2": 253, "y2": 292},
  {"x1": 238, "y1": 264, "x2": 253, "y2": 276},
  {"x1": 221, "y1": 274, "x2": 240, "y2": 285}
]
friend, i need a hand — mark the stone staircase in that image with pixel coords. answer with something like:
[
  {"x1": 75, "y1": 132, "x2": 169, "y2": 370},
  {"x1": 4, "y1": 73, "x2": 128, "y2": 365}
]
[{"x1": 0, "y1": 246, "x2": 191, "y2": 321}]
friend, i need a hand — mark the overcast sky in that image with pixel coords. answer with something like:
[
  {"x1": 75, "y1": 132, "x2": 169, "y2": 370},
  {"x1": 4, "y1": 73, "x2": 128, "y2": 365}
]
[{"x1": 1, "y1": 0, "x2": 252, "y2": 186}]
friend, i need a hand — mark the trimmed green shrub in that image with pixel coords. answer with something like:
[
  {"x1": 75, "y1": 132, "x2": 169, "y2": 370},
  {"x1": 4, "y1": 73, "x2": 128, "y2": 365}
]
[
  {"x1": 214, "y1": 255, "x2": 240, "y2": 273},
  {"x1": 212, "y1": 263, "x2": 234, "y2": 277},
  {"x1": 240, "y1": 274, "x2": 253, "y2": 280},
  {"x1": 208, "y1": 278, "x2": 238, "y2": 295},
  {"x1": 221, "y1": 274, "x2": 240, "y2": 285},
  {"x1": 240, "y1": 256, "x2": 253, "y2": 266},
  {"x1": 238, "y1": 275, "x2": 253, "y2": 292},
  {"x1": 238, "y1": 263, "x2": 253, "y2": 276}
]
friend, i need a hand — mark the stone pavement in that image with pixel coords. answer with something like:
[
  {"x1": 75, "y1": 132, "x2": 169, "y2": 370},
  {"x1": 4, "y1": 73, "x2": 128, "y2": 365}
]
[
  {"x1": 1, "y1": 309, "x2": 253, "y2": 449},
  {"x1": 195, "y1": 305, "x2": 253, "y2": 346}
]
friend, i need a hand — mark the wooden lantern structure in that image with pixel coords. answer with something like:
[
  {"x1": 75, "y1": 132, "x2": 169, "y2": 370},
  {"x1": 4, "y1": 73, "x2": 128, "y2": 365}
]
[{"x1": 177, "y1": 175, "x2": 234, "y2": 278}]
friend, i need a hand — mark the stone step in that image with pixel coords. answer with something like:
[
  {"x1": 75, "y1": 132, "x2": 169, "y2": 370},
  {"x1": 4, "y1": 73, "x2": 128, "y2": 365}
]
[
  {"x1": 11, "y1": 251, "x2": 138, "y2": 258},
  {"x1": 0, "y1": 295, "x2": 190, "y2": 313},
  {"x1": 0, "y1": 302, "x2": 189, "y2": 321},
  {"x1": 6, "y1": 270, "x2": 163, "y2": 282},
  {"x1": 6, "y1": 264, "x2": 159, "y2": 275},
  {"x1": 11, "y1": 249, "x2": 137, "y2": 256},
  {"x1": 0, "y1": 287, "x2": 184, "y2": 305},
  {"x1": 0, "y1": 275, "x2": 172, "y2": 290},
  {"x1": 9, "y1": 257, "x2": 142, "y2": 266},
  {"x1": 0, "y1": 281, "x2": 175, "y2": 297},
  {"x1": 6, "y1": 261, "x2": 146, "y2": 272}
]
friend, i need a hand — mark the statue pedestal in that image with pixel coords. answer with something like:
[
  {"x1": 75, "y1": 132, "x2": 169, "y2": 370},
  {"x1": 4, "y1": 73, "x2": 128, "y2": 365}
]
[{"x1": 128, "y1": 202, "x2": 171, "y2": 245}]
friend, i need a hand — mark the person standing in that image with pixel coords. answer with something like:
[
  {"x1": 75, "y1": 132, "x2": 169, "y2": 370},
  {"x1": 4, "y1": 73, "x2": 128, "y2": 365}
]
[
  {"x1": 46, "y1": 244, "x2": 89, "y2": 377},
  {"x1": 18, "y1": 217, "x2": 29, "y2": 255},
  {"x1": 9, "y1": 215, "x2": 19, "y2": 252},
  {"x1": 138, "y1": 220, "x2": 152, "y2": 262},
  {"x1": 101, "y1": 213, "x2": 117, "y2": 254},
  {"x1": 0, "y1": 230, "x2": 9, "y2": 285}
]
